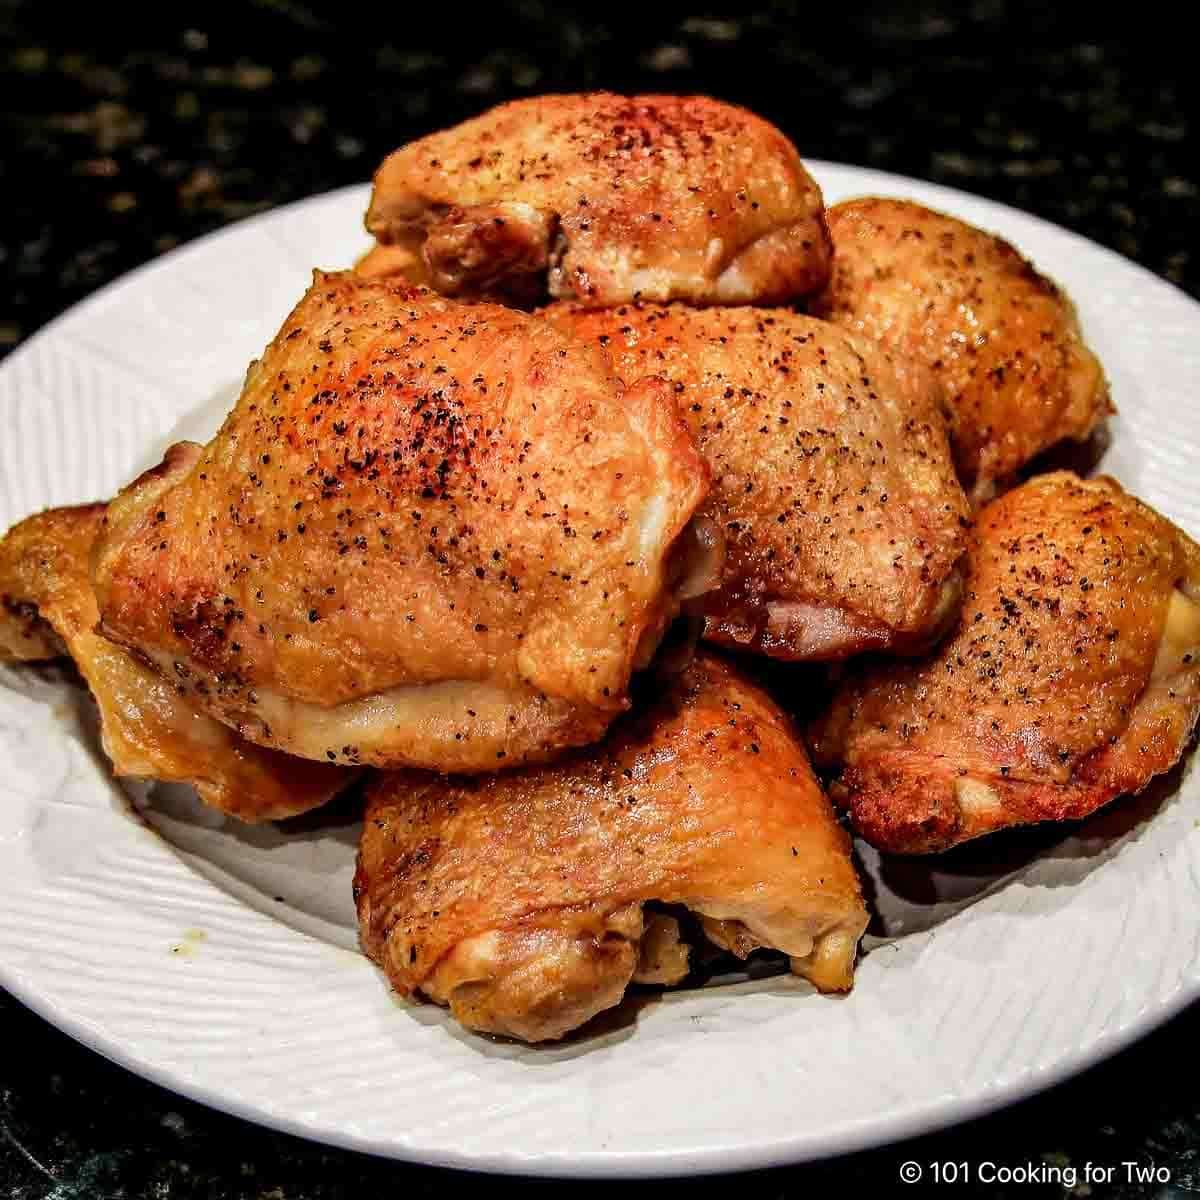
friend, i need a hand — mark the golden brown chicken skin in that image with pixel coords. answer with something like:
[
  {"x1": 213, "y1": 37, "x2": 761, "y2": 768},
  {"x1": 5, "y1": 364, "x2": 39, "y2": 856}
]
[
  {"x1": 366, "y1": 93, "x2": 831, "y2": 308},
  {"x1": 353, "y1": 243, "x2": 428, "y2": 284},
  {"x1": 91, "y1": 272, "x2": 711, "y2": 772},
  {"x1": 0, "y1": 504, "x2": 350, "y2": 821},
  {"x1": 809, "y1": 473, "x2": 1200, "y2": 853},
  {"x1": 356, "y1": 651, "x2": 867, "y2": 1042},
  {"x1": 814, "y1": 198, "x2": 1111, "y2": 500},
  {"x1": 541, "y1": 302, "x2": 970, "y2": 660}
]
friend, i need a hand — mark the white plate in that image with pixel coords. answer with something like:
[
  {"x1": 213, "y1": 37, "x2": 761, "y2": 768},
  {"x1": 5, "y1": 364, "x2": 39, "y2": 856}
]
[{"x1": 1, "y1": 164, "x2": 1198, "y2": 1178}]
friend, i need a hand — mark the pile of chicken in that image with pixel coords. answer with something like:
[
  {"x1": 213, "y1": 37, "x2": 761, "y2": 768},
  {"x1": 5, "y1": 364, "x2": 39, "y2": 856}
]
[{"x1": 4, "y1": 93, "x2": 1196, "y2": 1044}]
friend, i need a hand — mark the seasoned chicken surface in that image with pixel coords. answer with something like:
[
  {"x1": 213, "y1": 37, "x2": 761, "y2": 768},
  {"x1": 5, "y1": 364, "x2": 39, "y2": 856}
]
[
  {"x1": 356, "y1": 651, "x2": 868, "y2": 1042},
  {"x1": 0, "y1": 505, "x2": 349, "y2": 821},
  {"x1": 366, "y1": 93, "x2": 831, "y2": 308},
  {"x1": 91, "y1": 272, "x2": 711, "y2": 772},
  {"x1": 809, "y1": 473, "x2": 1200, "y2": 853},
  {"x1": 542, "y1": 302, "x2": 970, "y2": 660},
  {"x1": 814, "y1": 198, "x2": 1111, "y2": 500}
]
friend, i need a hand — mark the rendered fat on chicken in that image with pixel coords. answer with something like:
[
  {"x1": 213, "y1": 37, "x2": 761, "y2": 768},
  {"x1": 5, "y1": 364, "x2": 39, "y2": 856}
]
[
  {"x1": 355, "y1": 651, "x2": 868, "y2": 1043},
  {"x1": 0, "y1": 505, "x2": 349, "y2": 821},
  {"x1": 542, "y1": 302, "x2": 970, "y2": 660},
  {"x1": 814, "y1": 198, "x2": 1111, "y2": 501},
  {"x1": 809, "y1": 472, "x2": 1200, "y2": 853},
  {"x1": 365, "y1": 93, "x2": 832, "y2": 307},
  {"x1": 91, "y1": 272, "x2": 711, "y2": 772}
]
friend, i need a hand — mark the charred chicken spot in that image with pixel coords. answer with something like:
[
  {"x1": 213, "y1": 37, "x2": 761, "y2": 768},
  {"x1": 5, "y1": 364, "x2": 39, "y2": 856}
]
[
  {"x1": 388, "y1": 838, "x2": 441, "y2": 886},
  {"x1": 170, "y1": 597, "x2": 239, "y2": 669}
]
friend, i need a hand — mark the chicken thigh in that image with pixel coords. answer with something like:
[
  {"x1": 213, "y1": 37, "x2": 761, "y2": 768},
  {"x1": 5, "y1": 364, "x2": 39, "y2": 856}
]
[
  {"x1": 809, "y1": 472, "x2": 1200, "y2": 853},
  {"x1": 542, "y1": 302, "x2": 970, "y2": 660},
  {"x1": 366, "y1": 93, "x2": 831, "y2": 307},
  {"x1": 0, "y1": 504, "x2": 349, "y2": 821},
  {"x1": 91, "y1": 272, "x2": 712, "y2": 772},
  {"x1": 814, "y1": 198, "x2": 1111, "y2": 500},
  {"x1": 356, "y1": 651, "x2": 868, "y2": 1042}
]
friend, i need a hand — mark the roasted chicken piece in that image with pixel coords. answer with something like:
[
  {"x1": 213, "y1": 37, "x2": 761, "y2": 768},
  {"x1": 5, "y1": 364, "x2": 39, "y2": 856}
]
[
  {"x1": 356, "y1": 651, "x2": 867, "y2": 1042},
  {"x1": 365, "y1": 93, "x2": 831, "y2": 308},
  {"x1": 0, "y1": 504, "x2": 349, "y2": 821},
  {"x1": 91, "y1": 272, "x2": 712, "y2": 772},
  {"x1": 542, "y1": 302, "x2": 970, "y2": 660},
  {"x1": 354, "y1": 243, "x2": 427, "y2": 284},
  {"x1": 814, "y1": 198, "x2": 1111, "y2": 500},
  {"x1": 809, "y1": 473, "x2": 1200, "y2": 853}
]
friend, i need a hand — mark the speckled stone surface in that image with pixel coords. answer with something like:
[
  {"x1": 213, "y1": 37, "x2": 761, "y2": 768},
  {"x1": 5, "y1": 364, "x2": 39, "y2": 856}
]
[{"x1": 2, "y1": 1, "x2": 1199, "y2": 1195}]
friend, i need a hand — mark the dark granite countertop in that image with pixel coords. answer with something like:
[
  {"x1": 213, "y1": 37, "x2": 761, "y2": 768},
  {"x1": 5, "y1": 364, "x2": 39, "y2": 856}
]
[{"x1": 2, "y1": 1, "x2": 1199, "y2": 1195}]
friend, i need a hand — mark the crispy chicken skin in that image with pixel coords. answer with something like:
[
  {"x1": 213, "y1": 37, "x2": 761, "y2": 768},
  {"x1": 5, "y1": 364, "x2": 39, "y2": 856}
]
[
  {"x1": 814, "y1": 198, "x2": 1111, "y2": 500},
  {"x1": 354, "y1": 243, "x2": 428, "y2": 284},
  {"x1": 809, "y1": 473, "x2": 1200, "y2": 853},
  {"x1": 541, "y1": 302, "x2": 970, "y2": 660},
  {"x1": 0, "y1": 505, "x2": 349, "y2": 821},
  {"x1": 365, "y1": 93, "x2": 831, "y2": 308},
  {"x1": 355, "y1": 651, "x2": 868, "y2": 1042},
  {"x1": 91, "y1": 272, "x2": 711, "y2": 772}
]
